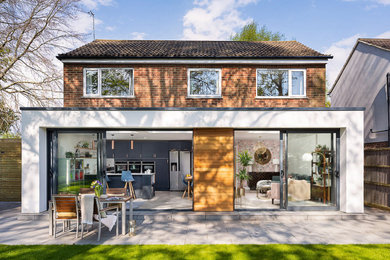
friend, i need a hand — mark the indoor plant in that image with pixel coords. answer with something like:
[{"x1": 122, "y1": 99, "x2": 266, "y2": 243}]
[{"x1": 236, "y1": 150, "x2": 252, "y2": 197}]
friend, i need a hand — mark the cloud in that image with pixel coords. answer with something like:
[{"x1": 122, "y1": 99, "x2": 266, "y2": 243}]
[
  {"x1": 130, "y1": 32, "x2": 146, "y2": 40},
  {"x1": 80, "y1": 0, "x2": 114, "y2": 10},
  {"x1": 182, "y1": 0, "x2": 257, "y2": 40},
  {"x1": 105, "y1": 26, "x2": 116, "y2": 32},
  {"x1": 71, "y1": 12, "x2": 103, "y2": 35},
  {"x1": 325, "y1": 30, "x2": 390, "y2": 89}
]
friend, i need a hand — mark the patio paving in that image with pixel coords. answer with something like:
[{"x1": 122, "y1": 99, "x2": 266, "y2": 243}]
[{"x1": 1, "y1": 202, "x2": 390, "y2": 245}]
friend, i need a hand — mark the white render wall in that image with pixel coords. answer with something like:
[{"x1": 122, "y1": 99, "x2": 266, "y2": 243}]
[{"x1": 21, "y1": 109, "x2": 364, "y2": 213}]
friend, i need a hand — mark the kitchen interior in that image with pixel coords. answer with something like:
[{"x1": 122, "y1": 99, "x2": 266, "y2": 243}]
[{"x1": 105, "y1": 130, "x2": 193, "y2": 210}]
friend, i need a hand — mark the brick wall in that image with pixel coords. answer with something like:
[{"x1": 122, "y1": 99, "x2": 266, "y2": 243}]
[{"x1": 63, "y1": 63, "x2": 326, "y2": 108}]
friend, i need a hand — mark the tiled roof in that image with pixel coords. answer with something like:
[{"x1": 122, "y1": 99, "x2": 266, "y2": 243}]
[
  {"x1": 57, "y1": 40, "x2": 332, "y2": 60},
  {"x1": 359, "y1": 38, "x2": 390, "y2": 52}
]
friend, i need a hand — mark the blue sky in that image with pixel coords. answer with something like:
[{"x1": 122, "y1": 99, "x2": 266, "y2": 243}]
[{"x1": 77, "y1": 0, "x2": 390, "y2": 86}]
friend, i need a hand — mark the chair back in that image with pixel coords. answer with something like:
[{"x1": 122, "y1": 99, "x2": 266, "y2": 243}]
[
  {"x1": 106, "y1": 187, "x2": 126, "y2": 197},
  {"x1": 52, "y1": 194, "x2": 79, "y2": 220}
]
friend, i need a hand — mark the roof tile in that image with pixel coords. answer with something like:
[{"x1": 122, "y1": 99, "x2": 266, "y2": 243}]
[{"x1": 57, "y1": 40, "x2": 332, "y2": 60}]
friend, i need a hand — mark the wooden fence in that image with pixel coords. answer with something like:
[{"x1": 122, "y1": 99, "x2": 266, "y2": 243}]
[
  {"x1": 0, "y1": 139, "x2": 21, "y2": 201},
  {"x1": 364, "y1": 147, "x2": 390, "y2": 210}
]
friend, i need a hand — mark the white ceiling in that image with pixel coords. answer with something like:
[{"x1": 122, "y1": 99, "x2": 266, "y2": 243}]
[
  {"x1": 106, "y1": 130, "x2": 279, "y2": 141},
  {"x1": 106, "y1": 131, "x2": 193, "y2": 140},
  {"x1": 235, "y1": 131, "x2": 280, "y2": 140}
]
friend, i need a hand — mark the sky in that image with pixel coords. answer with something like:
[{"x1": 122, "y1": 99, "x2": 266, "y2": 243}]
[{"x1": 75, "y1": 0, "x2": 390, "y2": 89}]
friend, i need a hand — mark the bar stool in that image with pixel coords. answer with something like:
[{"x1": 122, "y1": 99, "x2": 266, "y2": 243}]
[{"x1": 121, "y1": 170, "x2": 136, "y2": 199}]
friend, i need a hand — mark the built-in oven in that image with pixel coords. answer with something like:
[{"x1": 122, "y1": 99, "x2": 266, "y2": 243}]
[
  {"x1": 129, "y1": 161, "x2": 141, "y2": 173},
  {"x1": 142, "y1": 162, "x2": 155, "y2": 173},
  {"x1": 115, "y1": 161, "x2": 128, "y2": 173}
]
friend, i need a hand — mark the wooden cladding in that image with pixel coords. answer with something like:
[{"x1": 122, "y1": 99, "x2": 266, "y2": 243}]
[
  {"x1": 0, "y1": 139, "x2": 21, "y2": 201},
  {"x1": 193, "y1": 129, "x2": 234, "y2": 211}
]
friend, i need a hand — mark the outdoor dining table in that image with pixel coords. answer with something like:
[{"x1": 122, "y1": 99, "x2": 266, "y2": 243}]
[{"x1": 48, "y1": 195, "x2": 133, "y2": 237}]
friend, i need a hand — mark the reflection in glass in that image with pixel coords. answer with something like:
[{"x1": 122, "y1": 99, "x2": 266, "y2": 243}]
[
  {"x1": 85, "y1": 70, "x2": 98, "y2": 95},
  {"x1": 101, "y1": 69, "x2": 133, "y2": 96},
  {"x1": 57, "y1": 133, "x2": 98, "y2": 194},
  {"x1": 287, "y1": 133, "x2": 336, "y2": 207},
  {"x1": 291, "y1": 71, "x2": 304, "y2": 95},
  {"x1": 257, "y1": 69, "x2": 288, "y2": 96},
  {"x1": 189, "y1": 70, "x2": 219, "y2": 96}
]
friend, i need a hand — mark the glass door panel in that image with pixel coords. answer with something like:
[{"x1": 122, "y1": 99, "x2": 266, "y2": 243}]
[
  {"x1": 56, "y1": 133, "x2": 99, "y2": 194},
  {"x1": 286, "y1": 132, "x2": 337, "y2": 208}
]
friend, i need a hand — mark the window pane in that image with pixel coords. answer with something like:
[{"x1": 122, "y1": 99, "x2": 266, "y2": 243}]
[
  {"x1": 101, "y1": 69, "x2": 133, "y2": 96},
  {"x1": 291, "y1": 71, "x2": 304, "y2": 95},
  {"x1": 287, "y1": 133, "x2": 336, "y2": 207},
  {"x1": 189, "y1": 70, "x2": 219, "y2": 96},
  {"x1": 85, "y1": 70, "x2": 98, "y2": 95},
  {"x1": 57, "y1": 133, "x2": 98, "y2": 194},
  {"x1": 257, "y1": 70, "x2": 288, "y2": 96}
]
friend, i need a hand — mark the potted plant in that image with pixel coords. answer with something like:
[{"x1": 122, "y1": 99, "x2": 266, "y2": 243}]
[
  {"x1": 90, "y1": 180, "x2": 103, "y2": 197},
  {"x1": 236, "y1": 150, "x2": 252, "y2": 197},
  {"x1": 65, "y1": 152, "x2": 74, "y2": 158},
  {"x1": 82, "y1": 142, "x2": 89, "y2": 148}
]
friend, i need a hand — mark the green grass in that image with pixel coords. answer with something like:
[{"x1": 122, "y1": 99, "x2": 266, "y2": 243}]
[{"x1": 0, "y1": 244, "x2": 389, "y2": 260}]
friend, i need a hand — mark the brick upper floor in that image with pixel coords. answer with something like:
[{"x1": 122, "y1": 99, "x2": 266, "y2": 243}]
[{"x1": 63, "y1": 63, "x2": 326, "y2": 108}]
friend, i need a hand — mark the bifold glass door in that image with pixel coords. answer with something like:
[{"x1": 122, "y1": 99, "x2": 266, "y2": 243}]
[
  {"x1": 48, "y1": 131, "x2": 105, "y2": 197},
  {"x1": 280, "y1": 131, "x2": 339, "y2": 210}
]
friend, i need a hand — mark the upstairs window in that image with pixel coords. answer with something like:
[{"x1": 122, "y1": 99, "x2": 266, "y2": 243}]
[
  {"x1": 256, "y1": 69, "x2": 306, "y2": 97},
  {"x1": 84, "y1": 68, "x2": 134, "y2": 97},
  {"x1": 188, "y1": 69, "x2": 221, "y2": 98}
]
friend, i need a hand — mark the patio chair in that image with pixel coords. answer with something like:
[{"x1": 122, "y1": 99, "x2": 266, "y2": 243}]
[
  {"x1": 106, "y1": 182, "x2": 127, "y2": 197},
  {"x1": 81, "y1": 197, "x2": 119, "y2": 241},
  {"x1": 52, "y1": 194, "x2": 80, "y2": 238}
]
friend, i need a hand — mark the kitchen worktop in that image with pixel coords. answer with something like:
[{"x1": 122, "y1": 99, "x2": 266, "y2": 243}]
[{"x1": 107, "y1": 172, "x2": 155, "y2": 176}]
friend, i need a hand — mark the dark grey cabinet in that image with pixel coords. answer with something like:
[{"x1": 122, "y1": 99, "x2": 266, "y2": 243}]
[
  {"x1": 154, "y1": 159, "x2": 169, "y2": 190},
  {"x1": 141, "y1": 141, "x2": 168, "y2": 159}
]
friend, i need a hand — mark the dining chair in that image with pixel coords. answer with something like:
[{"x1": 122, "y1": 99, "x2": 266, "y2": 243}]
[
  {"x1": 89, "y1": 197, "x2": 120, "y2": 241},
  {"x1": 52, "y1": 194, "x2": 80, "y2": 238}
]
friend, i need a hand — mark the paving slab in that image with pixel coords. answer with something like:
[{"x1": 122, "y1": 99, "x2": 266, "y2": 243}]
[{"x1": 2, "y1": 202, "x2": 390, "y2": 245}]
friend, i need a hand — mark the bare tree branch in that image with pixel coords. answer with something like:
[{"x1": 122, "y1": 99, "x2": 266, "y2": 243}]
[{"x1": 0, "y1": 0, "x2": 87, "y2": 133}]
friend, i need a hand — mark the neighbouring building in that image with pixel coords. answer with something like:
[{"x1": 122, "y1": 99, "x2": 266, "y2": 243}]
[
  {"x1": 329, "y1": 38, "x2": 390, "y2": 148},
  {"x1": 21, "y1": 40, "x2": 364, "y2": 214}
]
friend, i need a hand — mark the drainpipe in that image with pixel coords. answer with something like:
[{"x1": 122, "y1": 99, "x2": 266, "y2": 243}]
[{"x1": 387, "y1": 73, "x2": 390, "y2": 147}]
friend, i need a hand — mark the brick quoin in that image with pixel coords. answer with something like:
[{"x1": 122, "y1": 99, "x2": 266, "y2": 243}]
[{"x1": 63, "y1": 63, "x2": 326, "y2": 108}]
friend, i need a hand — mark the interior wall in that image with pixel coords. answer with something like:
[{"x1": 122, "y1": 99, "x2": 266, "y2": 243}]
[{"x1": 235, "y1": 139, "x2": 279, "y2": 172}]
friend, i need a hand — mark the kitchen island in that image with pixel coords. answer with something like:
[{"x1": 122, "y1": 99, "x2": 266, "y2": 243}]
[{"x1": 107, "y1": 172, "x2": 155, "y2": 199}]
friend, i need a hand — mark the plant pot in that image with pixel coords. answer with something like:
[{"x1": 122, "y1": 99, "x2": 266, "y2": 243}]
[{"x1": 236, "y1": 187, "x2": 245, "y2": 197}]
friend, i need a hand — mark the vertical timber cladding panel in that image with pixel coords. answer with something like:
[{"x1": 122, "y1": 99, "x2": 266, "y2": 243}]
[
  {"x1": 0, "y1": 139, "x2": 21, "y2": 201},
  {"x1": 193, "y1": 129, "x2": 234, "y2": 211}
]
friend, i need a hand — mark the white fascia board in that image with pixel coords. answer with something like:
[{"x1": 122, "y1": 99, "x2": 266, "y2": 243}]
[{"x1": 60, "y1": 59, "x2": 328, "y2": 65}]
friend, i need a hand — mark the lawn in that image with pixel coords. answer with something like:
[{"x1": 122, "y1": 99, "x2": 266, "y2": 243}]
[{"x1": 0, "y1": 244, "x2": 389, "y2": 260}]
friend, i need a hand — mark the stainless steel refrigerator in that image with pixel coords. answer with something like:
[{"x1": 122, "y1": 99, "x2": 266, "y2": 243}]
[{"x1": 169, "y1": 150, "x2": 191, "y2": 191}]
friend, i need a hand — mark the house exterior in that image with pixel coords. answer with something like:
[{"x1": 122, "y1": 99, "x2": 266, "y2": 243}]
[
  {"x1": 329, "y1": 38, "x2": 390, "y2": 147},
  {"x1": 21, "y1": 40, "x2": 365, "y2": 214}
]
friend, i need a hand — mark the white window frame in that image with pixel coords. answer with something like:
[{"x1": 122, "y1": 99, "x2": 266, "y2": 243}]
[
  {"x1": 83, "y1": 68, "x2": 134, "y2": 98},
  {"x1": 256, "y1": 68, "x2": 306, "y2": 98},
  {"x1": 187, "y1": 68, "x2": 222, "y2": 98}
]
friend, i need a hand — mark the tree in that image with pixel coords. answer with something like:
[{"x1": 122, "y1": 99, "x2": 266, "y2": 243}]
[
  {"x1": 0, "y1": 99, "x2": 18, "y2": 134},
  {"x1": 0, "y1": 0, "x2": 84, "y2": 132},
  {"x1": 231, "y1": 21, "x2": 285, "y2": 41}
]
